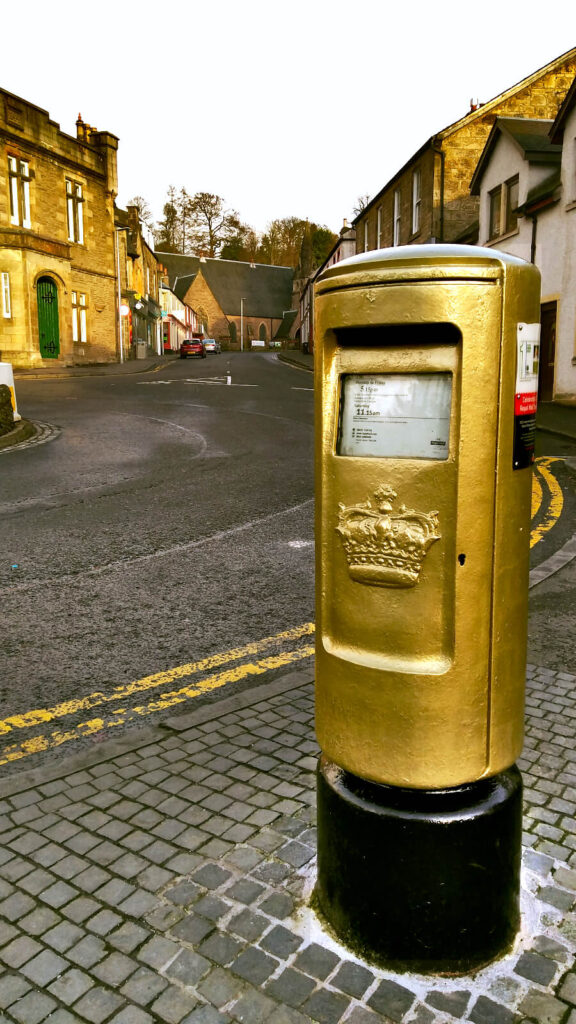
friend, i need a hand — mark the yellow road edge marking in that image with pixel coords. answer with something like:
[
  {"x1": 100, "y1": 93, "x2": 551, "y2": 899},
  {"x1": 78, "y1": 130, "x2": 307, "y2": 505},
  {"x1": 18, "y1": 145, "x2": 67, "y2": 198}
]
[
  {"x1": 531, "y1": 472, "x2": 543, "y2": 519},
  {"x1": 0, "y1": 622, "x2": 316, "y2": 737},
  {"x1": 531, "y1": 458, "x2": 564, "y2": 548},
  {"x1": 0, "y1": 645, "x2": 315, "y2": 766}
]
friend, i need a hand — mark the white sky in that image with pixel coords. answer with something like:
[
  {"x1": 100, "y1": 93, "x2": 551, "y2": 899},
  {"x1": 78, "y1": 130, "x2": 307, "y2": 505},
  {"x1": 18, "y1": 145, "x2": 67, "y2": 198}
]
[{"x1": 4, "y1": 1, "x2": 574, "y2": 237}]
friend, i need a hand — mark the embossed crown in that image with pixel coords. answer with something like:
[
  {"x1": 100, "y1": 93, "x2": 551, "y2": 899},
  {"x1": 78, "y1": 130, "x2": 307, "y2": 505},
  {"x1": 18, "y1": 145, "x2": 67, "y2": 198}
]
[{"x1": 336, "y1": 485, "x2": 441, "y2": 588}]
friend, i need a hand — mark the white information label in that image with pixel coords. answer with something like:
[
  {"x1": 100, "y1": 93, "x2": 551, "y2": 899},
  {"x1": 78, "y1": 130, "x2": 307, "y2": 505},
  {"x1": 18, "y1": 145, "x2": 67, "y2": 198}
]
[{"x1": 339, "y1": 373, "x2": 452, "y2": 459}]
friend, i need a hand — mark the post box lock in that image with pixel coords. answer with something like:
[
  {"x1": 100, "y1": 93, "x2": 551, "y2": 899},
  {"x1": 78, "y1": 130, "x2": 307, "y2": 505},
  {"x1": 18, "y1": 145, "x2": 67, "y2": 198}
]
[{"x1": 336, "y1": 484, "x2": 440, "y2": 588}]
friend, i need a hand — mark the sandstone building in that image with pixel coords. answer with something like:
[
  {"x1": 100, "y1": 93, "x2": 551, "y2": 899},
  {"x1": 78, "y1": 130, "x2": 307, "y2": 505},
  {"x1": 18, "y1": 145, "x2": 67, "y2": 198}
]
[
  {"x1": 353, "y1": 48, "x2": 576, "y2": 253},
  {"x1": 0, "y1": 93, "x2": 119, "y2": 368}
]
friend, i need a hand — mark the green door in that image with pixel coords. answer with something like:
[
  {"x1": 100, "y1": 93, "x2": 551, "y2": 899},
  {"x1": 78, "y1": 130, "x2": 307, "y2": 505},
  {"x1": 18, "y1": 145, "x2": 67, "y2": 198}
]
[{"x1": 37, "y1": 277, "x2": 60, "y2": 358}]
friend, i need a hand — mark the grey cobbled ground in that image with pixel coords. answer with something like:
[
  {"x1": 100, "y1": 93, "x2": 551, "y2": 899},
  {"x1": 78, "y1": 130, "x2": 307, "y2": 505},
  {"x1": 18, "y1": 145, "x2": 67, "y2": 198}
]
[{"x1": 0, "y1": 665, "x2": 575, "y2": 1024}]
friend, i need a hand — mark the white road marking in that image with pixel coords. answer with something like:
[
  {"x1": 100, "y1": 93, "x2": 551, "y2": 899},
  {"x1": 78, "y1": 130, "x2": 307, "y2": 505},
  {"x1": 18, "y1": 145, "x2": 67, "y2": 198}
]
[{"x1": 291, "y1": 387, "x2": 314, "y2": 391}]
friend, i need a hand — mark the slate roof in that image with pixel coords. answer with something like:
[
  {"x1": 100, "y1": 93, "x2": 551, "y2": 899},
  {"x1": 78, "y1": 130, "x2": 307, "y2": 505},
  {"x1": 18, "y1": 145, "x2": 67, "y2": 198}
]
[
  {"x1": 155, "y1": 253, "x2": 294, "y2": 318},
  {"x1": 470, "y1": 117, "x2": 561, "y2": 194}
]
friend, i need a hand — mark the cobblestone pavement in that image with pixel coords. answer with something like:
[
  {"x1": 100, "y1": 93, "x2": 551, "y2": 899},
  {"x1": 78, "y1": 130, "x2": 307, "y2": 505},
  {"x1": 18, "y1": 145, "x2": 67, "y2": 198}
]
[{"x1": 0, "y1": 666, "x2": 575, "y2": 1024}]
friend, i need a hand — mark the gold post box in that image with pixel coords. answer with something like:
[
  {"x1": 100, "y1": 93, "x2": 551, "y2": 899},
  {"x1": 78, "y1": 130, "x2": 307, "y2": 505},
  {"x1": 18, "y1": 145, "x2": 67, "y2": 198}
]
[{"x1": 315, "y1": 245, "x2": 541, "y2": 791}]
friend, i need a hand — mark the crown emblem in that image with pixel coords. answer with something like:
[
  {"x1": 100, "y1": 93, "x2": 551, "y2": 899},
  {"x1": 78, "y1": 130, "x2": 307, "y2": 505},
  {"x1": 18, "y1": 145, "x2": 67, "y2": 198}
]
[{"x1": 335, "y1": 485, "x2": 440, "y2": 588}]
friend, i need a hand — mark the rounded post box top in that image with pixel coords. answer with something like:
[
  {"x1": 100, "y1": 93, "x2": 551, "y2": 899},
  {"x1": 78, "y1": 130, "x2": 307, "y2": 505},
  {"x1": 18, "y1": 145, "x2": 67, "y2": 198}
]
[{"x1": 315, "y1": 244, "x2": 532, "y2": 293}]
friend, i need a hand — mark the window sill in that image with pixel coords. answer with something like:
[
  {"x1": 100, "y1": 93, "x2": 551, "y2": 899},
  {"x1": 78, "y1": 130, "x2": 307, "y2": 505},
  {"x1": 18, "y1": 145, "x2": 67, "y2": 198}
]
[{"x1": 486, "y1": 227, "x2": 520, "y2": 245}]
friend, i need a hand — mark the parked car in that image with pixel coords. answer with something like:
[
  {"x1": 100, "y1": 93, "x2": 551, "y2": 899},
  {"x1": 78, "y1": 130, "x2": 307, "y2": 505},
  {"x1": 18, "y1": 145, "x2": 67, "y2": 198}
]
[
  {"x1": 180, "y1": 339, "x2": 205, "y2": 359},
  {"x1": 203, "y1": 339, "x2": 221, "y2": 354}
]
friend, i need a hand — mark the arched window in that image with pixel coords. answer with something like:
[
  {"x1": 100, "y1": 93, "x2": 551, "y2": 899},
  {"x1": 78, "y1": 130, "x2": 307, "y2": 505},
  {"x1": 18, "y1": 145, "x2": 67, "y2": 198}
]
[
  {"x1": 259, "y1": 322, "x2": 267, "y2": 342},
  {"x1": 229, "y1": 321, "x2": 237, "y2": 344}
]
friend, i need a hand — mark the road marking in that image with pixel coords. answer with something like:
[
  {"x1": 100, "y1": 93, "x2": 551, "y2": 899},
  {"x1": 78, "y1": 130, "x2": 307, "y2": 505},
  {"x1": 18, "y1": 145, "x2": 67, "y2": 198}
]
[
  {"x1": 531, "y1": 458, "x2": 564, "y2": 548},
  {"x1": 291, "y1": 387, "x2": 314, "y2": 391},
  {"x1": 185, "y1": 379, "x2": 258, "y2": 387},
  {"x1": 0, "y1": 629, "x2": 315, "y2": 766},
  {"x1": 0, "y1": 623, "x2": 315, "y2": 739}
]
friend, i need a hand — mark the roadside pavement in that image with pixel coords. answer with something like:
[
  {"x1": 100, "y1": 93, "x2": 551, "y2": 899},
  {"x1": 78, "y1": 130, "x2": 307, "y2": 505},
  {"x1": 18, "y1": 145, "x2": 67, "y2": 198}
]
[{"x1": 0, "y1": 660, "x2": 575, "y2": 1024}]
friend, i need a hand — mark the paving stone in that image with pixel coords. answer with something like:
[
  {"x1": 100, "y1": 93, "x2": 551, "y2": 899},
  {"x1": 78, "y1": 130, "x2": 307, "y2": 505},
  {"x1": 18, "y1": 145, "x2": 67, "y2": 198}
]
[
  {"x1": 66, "y1": 934, "x2": 107, "y2": 968},
  {"x1": 87, "y1": 908, "x2": 123, "y2": 935},
  {"x1": 518, "y1": 989, "x2": 568, "y2": 1023},
  {"x1": 554, "y1": 866, "x2": 576, "y2": 890},
  {"x1": 18, "y1": 906, "x2": 60, "y2": 936},
  {"x1": 197, "y1": 967, "x2": 247, "y2": 1007},
  {"x1": 231, "y1": 946, "x2": 279, "y2": 984},
  {"x1": 231, "y1": 986, "x2": 280, "y2": 1024},
  {"x1": 120, "y1": 965, "x2": 169, "y2": 1005},
  {"x1": 150, "y1": 984, "x2": 199, "y2": 1023},
  {"x1": 193, "y1": 894, "x2": 230, "y2": 922},
  {"x1": 164, "y1": 880, "x2": 203, "y2": 906},
  {"x1": 0, "y1": 975, "x2": 31, "y2": 1009},
  {"x1": 228, "y1": 908, "x2": 269, "y2": 941},
  {"x1": 47, "y1": 967, "x2": 94, "y2": 1003},
  {"x1": 538, "y1": 885, "x2": 575, "y2": 911},
  {"x1": 144, "y1": 904, "x2": 185, "y2": 932},
  {"x1": 301, "y1": 988, "x2": 351, "y2": 1024},
  {"x1": 225, "y1": 879, "x2": 265, "y2": 905},
  {"x1": 198, "y1": 931, "x2": 244, "y2": 966},
  {"x1": 560, "y1": 972, "x2": 576, "y2": 1003},
  {"x1": 259, "y1": 892, "x2": 294, "y2": 919},
  {"x1": 330, "y1": 961, "x2": 374, "y2": 998},
  {"x1": 277, "y1": 841, "x2": 315, "y2": 868},
  {"x1": 92, "y1": 951, "x2": 139, "y2": 986},
  {"x1": 182, "y1": 1006, "x2": 231, "y2": 1024},
  {"x1": 342, "y1": 1010, "x2": 386, "y2": 1024},
  {"x1": 164, "y1": 949, "x2": 211, "y2": 986},
  {"x1": 532, "y1": 935, "x2": 571, "y2": 961},
  {"x1": 62, "y1": 895, "x2": 102, "y2": 922},
  {"x1": 9, "y1": 989, "x2": 58, "y2": 1024},
  {"x1": 260, "y1": 923, "x2": 303, "y2": 957},
  {"x1": 0, "y1": 893, "x2": 36, "y2": 921},
  {"x1": 426, "y1": 989, "x2": 472, "y2": 1016},
  {"x1": 367, "y1": 978, "x2": 416, "y2": 1020},
  {"x1": 118, "y1": 890, "x2": 158, "y2": 916},
  {"x1": 266, "y1": 968, "x2": 317, "y2": 1007},
  {"x1": 20, "y1": 949, "x2": 68, "y2": 986},
  {"x1": 468, "y1": 995, "x2": 519, "y2": 1024},
  {"x1": 108, "y1": 1007, "x2": 155, "y2": 1024},
  {"x1": 171, "y1": 914, "x2": 215, "y2": 945},
  {"x1": 138, "y1": 935, "x2": 180, "y2": 970},
  {"x1": 109, "y1": 921, "x2": 151, "y2": 954},
  {"x1": 294, "y1": 943, "x2": 340, "y2": 981},
  {"x1": 43, "y1": 921, "x2": 85, "y2": 953},
  {"x1": 267, "y1": 1008, "x2": 316, "y2": 1024},
  {"x1": 514, "y1": 950, "x2": 558, "y2": 985},
  {"x1": 1, "y1": 937, "x2": 44, "y2": 968}
]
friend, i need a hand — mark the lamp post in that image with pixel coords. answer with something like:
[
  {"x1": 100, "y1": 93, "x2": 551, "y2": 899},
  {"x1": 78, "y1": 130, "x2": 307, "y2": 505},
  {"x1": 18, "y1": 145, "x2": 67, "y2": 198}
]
[{"x1": 240, "y1": 297, "x2": 247, "y2": 352}]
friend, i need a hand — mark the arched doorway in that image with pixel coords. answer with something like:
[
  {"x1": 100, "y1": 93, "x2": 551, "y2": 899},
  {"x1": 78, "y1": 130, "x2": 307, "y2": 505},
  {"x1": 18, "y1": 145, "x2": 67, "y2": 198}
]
[
  {"x1": 37, "y1": 277, "x2": 60, "y2": 358},
  {"x1": 259, "y1": 322, "x2": 267, "y2": 342}
]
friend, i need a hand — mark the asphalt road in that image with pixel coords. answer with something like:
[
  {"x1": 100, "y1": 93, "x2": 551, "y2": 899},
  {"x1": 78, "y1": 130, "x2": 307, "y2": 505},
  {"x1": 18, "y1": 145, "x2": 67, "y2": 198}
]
[
  {"x1": 0, "y1": 354, "x2": 315, "y2": 775},
  {"x1": 1, "y1": 353, "x2": 574, "y2": 777}
]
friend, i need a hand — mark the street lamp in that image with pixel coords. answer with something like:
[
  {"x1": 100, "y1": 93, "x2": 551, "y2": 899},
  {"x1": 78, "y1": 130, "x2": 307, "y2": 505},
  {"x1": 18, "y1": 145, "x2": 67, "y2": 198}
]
[{"x1": 240, "y1": 297, "x2": 247, "y2": 352}]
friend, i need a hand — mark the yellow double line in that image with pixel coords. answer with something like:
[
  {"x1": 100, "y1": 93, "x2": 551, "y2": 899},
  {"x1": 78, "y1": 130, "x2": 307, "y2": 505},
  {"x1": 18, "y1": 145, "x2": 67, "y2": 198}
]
[
  {"x1": 531, "y1": 457, "x2": 564, "y2": 548},
  {"x1": 0, "y1": 623, "x2": 315, "y2": 767}
]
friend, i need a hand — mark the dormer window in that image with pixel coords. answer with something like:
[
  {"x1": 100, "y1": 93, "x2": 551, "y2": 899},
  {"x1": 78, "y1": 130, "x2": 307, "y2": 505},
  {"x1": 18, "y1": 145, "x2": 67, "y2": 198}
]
[{"x1": 488, "y1": 176, "x2": 519, "y2": 240}]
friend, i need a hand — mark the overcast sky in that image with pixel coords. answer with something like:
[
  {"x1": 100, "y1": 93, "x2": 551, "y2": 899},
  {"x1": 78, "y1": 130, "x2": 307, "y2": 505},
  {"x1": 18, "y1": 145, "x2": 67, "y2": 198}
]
[{"x1": 4, "y1": 2, "x2": 574, "y2": 237}]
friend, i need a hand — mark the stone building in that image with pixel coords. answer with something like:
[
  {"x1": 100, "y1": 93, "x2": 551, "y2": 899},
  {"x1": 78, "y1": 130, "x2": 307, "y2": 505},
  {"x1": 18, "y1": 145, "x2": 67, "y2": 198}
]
[
  {"x1": 0, "y1": 93, "x2": 119, "y2": 367},
  {"x1": 156, "y1": 253, "x2": 294, "y2": 349},
  {"x1": 115, "y1": 206, "x2": 163, "y2": 359},
  {"x1": 353, "y1": 48, "x2": 576, "y2": 254}
]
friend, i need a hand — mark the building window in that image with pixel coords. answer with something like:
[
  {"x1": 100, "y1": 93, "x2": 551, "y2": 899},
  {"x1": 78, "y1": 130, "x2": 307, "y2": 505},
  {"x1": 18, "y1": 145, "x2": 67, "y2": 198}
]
[
  {"x1": 412, "y1": 168, "x2": 422, "y2": 235},
  {"x1": 504, "y1": 176, "x2": 519, "y2": 233},
  {"x1": 71, "y1": 291, "x2": 87, "y2": 342},
  {"x1": 488, "y1": 186, "x2": 502, "y2": 240},
  {"x1": 377, "y1": 206, "x2": 382, "y2": 248},
  {"x1": 8, "y1": 156, "x2": 31, "y2": 228},
  {"x1": 488, "y1": 177, "x2": 518, "y2": 240},
  {"x1": 393, "y1": 189, "x2": 401, "y2": 246},
  {"x1": 364, "y1": 220, "x2": 369, "y2": 252},
  {"x1": 66, "y1": 179, "x2": 84, "y2": 243},
  {"x1": 1, "y1": 273, "x2": 11, "y2": 318}
]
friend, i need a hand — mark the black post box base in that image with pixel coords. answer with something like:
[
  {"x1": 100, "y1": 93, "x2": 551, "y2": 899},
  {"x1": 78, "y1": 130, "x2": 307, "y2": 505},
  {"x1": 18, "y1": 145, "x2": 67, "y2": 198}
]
[{"x1": 315, "y1": 756, "x2": 523, "y2": 974}]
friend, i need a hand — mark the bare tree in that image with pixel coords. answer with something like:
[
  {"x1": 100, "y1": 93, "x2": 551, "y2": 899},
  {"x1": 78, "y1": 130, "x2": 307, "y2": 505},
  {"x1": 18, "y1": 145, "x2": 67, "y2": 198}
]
[{"x1": 353, "y1": 193, "x2": 371, "y2": 216}]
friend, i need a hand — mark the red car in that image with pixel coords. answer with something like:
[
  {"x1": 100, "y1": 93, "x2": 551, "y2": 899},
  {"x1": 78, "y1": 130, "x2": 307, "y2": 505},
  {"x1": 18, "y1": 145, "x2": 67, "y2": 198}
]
[{"x1": 180, "y1": 339, "x2": 205, "y2": 359}]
